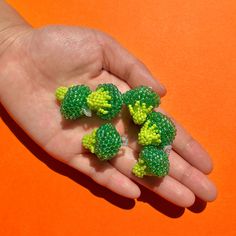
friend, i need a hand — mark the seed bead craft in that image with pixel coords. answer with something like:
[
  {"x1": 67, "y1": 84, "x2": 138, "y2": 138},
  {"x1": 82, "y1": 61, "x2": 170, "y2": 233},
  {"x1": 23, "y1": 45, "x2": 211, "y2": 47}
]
[
  {"x1": 123, "y1": 86, "x2": 160, "y2": 125},
  {"x1": 82, "y1": 123, "x2": 122, "y2": 161},
  {"x1": 55, "y1": 83, "x2": 176, "y2": 178},
  {"x1": 55, "y1": 85, "x2": 92, "y2": 119},
  {"x1": 132, "y1": 145, "x2": 169, "y2": 178},
  {"x1": 133, "y1": 111, "x2": 176, "y2": 178},
  {"x1": 87, "y1": 83, "x2": 123, "y2": 120},
  {"x1": 138, "y1": 111, "x2": 176, "y2": 148},
  {"x1": 56, "y1": 83, "x2": 123, "y2": 120}
]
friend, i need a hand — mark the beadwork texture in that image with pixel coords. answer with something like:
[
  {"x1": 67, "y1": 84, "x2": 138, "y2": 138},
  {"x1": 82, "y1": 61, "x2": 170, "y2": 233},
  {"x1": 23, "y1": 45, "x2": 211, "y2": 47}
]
[
  {"x1": 59, "y1": 85, "x2": 92, "y2": 120},
  {"x1": 87, "y1": 84, "x2": 123, "y2": 120},
  {"x1": 55, "y1": 86, "x2": 68, "y2": 102},
  {"x1": 123, "y1": 86, "x2": 160, "y2": 124},
  {"x1": 138, "y1": 111, "x2": 176, "y2": 148},
  {"x1": 132, "y1": 145, "x2": 169, "y2": 178},
  {"x1": 138, "y1": 120, "x2": 161, "y2": 146},
  {"x1": 82, "y1": 123, "x2": 122, "y2": 161}
]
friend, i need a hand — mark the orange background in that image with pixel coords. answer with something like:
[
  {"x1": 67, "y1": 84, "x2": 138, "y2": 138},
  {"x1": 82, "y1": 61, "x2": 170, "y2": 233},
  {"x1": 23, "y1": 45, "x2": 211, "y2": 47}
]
[{"x1": 1, "y1": 0, "x2": 236, "y2": 235}]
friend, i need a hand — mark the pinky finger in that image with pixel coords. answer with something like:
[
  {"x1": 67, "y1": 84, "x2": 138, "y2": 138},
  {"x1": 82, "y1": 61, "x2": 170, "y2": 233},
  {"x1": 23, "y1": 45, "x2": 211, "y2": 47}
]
[{"x1": 67, "y1": 153, "x2": 141, "y2": 199}]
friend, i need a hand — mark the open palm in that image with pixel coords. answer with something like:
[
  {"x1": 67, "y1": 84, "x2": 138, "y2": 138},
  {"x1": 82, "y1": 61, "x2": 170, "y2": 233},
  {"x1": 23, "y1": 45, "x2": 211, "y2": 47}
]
[{"x1": 0, "y1": 25, "x2": 217, "y2": 207}]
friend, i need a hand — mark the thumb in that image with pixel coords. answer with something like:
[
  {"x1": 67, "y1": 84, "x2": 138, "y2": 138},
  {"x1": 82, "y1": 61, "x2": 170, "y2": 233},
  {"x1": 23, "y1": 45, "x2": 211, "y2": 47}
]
[{"x1": 99, "y1": 33, "x2": 166, "y2": 97}]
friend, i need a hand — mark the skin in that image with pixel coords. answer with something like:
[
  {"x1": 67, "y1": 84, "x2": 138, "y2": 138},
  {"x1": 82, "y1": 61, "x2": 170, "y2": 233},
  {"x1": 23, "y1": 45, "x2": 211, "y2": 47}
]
[{"x1": 0, "y1": 1, "x2": 217, "y2": 207}]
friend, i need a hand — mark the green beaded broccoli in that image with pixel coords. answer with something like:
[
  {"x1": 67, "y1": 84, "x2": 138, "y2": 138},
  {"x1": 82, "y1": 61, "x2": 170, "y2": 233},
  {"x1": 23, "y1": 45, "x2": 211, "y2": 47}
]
[
  {"x1": 132, "y1": 145, "x2": 169, "y2": 178},
  {"x1": 82, "y1": 123, "x2": 122, "y2": 161},
  {"x1": 138, "y1": 111, "x2": 176, "y2": 148},
  {"x1": 55, "y1": 85, "x2": 92, "y2": 120},
  {"x1": 54, "y1": 83, "x2": 176, "y2": 181},
  {"x1": 123, "y1": 86, "x2": 160, "y2": 125},
  {"x1": 87, "y1": 83, "x2": 123, "y2": 120}
]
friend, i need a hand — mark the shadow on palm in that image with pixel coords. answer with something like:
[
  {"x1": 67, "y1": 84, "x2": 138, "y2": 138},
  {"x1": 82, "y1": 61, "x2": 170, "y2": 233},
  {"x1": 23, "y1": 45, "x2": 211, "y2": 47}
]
[{"x1": 1, "y1": 103, "x2": 190, "y2": 218}]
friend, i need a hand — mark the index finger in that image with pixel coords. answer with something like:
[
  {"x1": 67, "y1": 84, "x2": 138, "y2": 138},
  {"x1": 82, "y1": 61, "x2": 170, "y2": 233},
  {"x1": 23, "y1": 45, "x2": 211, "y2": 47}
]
[{"x1": 158, "y1": 108, "x2": 213, "y2": 174}]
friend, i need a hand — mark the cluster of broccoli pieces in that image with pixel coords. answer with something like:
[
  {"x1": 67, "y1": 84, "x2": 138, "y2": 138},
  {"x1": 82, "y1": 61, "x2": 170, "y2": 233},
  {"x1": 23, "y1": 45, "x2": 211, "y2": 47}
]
[
  {"x1": 123, "y1": 86, "x2": 176, "y2": 178},
  {"x1": 132, "y1": 114, "x2": 176, "y2": 178},
  {"x1": 56, "y1": 83, "x2": 122, "y2": 120},
  {"x1": 55, "y1": 83, "x2": 123, "y2": 160},
  {"x1": 55, "y1": 84, "x2": 176, "y2": 177},
  {"x1": 132, "y1": 111, "x2": 176, "y2": 178}
]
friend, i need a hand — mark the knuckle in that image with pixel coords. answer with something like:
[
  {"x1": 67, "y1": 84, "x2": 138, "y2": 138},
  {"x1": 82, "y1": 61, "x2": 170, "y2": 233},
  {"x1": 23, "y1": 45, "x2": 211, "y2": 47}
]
[
  {"x1": 102, "y1": 172, "x2": 117, "y2": 188},
  {"x1": 182, "y1": 136, "x2": 194, "y2": 152},
  {"x1": 90, "y1": 169, "x2": 114, "y2": 189},
  {"x1": 180, "y1": 164, "x2": 194, "y2": 183}
]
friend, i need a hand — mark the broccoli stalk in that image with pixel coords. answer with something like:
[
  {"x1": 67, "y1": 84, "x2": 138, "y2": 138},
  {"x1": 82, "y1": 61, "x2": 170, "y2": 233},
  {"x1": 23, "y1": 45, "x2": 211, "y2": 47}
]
[
  {"x1": 82, "y1": 123, "x2": 122, "y2": 161},
  {"x1": 55, "y1": 86, "x2": 68, "y2": 102},
  {"x1": 87, "y1": 84, "x2": 123, "y2": 120},
  {"x1": 132, "y1": 159, "x2": 148, "y2": 178},
  {"x1": 87, "y1": 87, "x2": 112, "y2": 115},
  {"x1": 138, "y1": 120, "x2": 161, "y2": 146},
  {"x1": 132, "y1": 146, "x2": 169, "y2": 178},
  {"x1": 128, "y1": 101, "x2": 153, "y2": 125},
  {"x1": 82, "y1": 129, "x2": 98, "y2": 154}
]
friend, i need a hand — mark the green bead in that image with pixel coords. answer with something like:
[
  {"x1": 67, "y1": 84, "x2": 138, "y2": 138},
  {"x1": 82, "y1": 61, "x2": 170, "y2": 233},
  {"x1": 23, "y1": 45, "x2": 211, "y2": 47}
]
[
  {"x1": 60, "y1": 85, "x2": 91, "y2": 120},
  {"x1": 132, "y1": 145, "x2": 169, "y2": 178},
  {"x1": 123, "y1": 86, "x2": 160, "y2": 108},
  {"x1": 82, "y1": 123, "x2": 122, "y2": 161},
  {"x1": 87, "y1": 84, "x2": 123, "y2": 120},
  {"x1": 146, "y1": 112, "x2": 176, "y2": 148}
]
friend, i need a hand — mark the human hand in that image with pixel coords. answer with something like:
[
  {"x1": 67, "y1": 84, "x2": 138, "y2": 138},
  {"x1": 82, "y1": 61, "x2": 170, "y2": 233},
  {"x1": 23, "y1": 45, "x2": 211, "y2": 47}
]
[{"x1": 0, "y1": 25, "x2": 217, "y2": 207}]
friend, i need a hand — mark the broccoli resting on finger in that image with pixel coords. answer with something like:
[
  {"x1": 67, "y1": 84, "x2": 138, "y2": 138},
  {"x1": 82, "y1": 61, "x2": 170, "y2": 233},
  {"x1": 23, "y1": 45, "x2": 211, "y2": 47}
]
[
  {"x1": 87, "y1": 83, "x2": 123, "y2": 120},
  {"x1": 82, "y1": 123, "x2": 122, "y2": 160},
  {"x1": 132, "y1": 145, "x2": 169, "y2": 178},
  {"x1": 55, "y1": 85, "x2": 92, "y2": 120},
  {"x1": 123, "y1": 86, "x2": 160, "y2": 125},
  {"x1": 138, "y1": 111, "x2": 176, "y2": 148}
]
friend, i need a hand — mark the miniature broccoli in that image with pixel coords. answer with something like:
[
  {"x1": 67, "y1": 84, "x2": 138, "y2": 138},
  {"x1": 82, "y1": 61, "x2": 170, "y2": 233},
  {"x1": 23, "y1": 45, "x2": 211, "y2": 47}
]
[
  {"x1": 138, "y1": 111, "x2": 176, "y2": 148},
  {"x1": 123, "y1": 86, "x2": 160, "y2": 125},
  {"x1": 87, "y1": 83, "x2": 123, "y2": 120},
  {"x1": 132, "y1": 145, "x2": 169, "y2": 178},
  {"x1": 55, "y1": 85, "x2": 92, "y2": 120},
  {"x1": 82, "y1": 123, "x2": 122, "y2": 160}
]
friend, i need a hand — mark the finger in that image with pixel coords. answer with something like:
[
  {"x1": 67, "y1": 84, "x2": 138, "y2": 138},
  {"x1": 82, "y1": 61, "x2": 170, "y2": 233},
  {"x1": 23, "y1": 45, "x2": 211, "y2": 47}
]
[
  {"x1": 158, "y1": 108, "x2": 213, "y2": 174},
  {"x1": 110, "y1": 146, "x2": 195, "y2": 207},
  {"x1": 100, "y1": 33, "x2": 166, "y2": 97},
  {"x1": 67, "y1": 153, "x2": 141, "y2": 199},
  {"x1": 168, "y1": 150, "x2": 217, "y2": 202}
]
